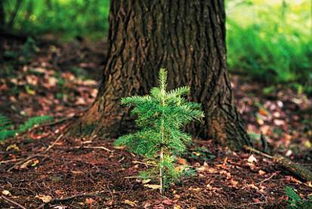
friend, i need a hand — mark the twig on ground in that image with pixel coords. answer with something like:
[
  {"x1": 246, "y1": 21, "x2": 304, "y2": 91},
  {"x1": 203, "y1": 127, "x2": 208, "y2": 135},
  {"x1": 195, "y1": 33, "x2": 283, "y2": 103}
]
[
  {"x1": 82, "y1": 146, "x2": 112, "y2": 152},
  {"x1": 0, "y1": 157, "x2": 24, "y2": 164},
  {"x1": 0, "y1": 195, "x2": 27, "y2": 209},
  {"x1": 7, "y1": 154, "x2": 48, "y2": 172},
  {"x1": 37, "y1": 190, "x2": 106, "y2": 209},
  {"x1": 124, "y1": 176, "x2": 148, "y2": 179},
  {"x1": 131, "y1": 160, "x2": 155, "y2": 166},
  {"x1": 243, "y1": 146, "x2": 273, "y2": 159},
  {"x1": 235, "y1": 201, "x2": 267, "y2": 208},
  {"x1": 44, "y1": 134, "x2": 64, "y2": 152},
  {"x1": 256, "y1": 172, "x2": 278, "y2": 185},
  {"x1": 106, "y1": 184, "x2": 114, "y2": 204},
  {"x1": 6, "y1": 134, "x2": 64, "y2": 171}
]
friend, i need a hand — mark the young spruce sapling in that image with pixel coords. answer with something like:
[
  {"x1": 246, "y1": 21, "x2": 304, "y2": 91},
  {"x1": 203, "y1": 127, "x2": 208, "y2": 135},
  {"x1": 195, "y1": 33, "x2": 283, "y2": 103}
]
[{"x1": 114, "y1": 68, "x2": 204, "y2": 194}]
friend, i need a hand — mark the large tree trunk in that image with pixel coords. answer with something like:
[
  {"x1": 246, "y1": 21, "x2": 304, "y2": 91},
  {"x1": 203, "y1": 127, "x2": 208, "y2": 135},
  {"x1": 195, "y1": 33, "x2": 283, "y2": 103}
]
[{"x1": 74, "y1": 0, "x2": 251, "y2": 149}]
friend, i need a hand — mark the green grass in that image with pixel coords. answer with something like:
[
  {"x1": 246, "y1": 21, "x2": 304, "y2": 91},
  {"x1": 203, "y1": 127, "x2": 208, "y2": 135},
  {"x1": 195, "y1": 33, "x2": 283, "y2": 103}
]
[
  {"x1": 285, "y1": 186, "x2": 312, "y2": 209},
  {"x1": 226, "y1": 0, "x2": 312, "y2": 92},
  {"x1": 0, "y1": 114, "x2": 53, "y2": 141}
]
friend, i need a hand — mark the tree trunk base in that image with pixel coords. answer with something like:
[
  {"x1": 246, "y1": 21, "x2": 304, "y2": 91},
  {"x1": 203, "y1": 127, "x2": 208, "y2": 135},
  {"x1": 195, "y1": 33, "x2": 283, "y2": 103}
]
[
  {"x1": 68, "y1": 96, "x2": 251, "y2": 151},
  {"x1": 66, "y1": 100, "x2": 134, "y2": 139}
]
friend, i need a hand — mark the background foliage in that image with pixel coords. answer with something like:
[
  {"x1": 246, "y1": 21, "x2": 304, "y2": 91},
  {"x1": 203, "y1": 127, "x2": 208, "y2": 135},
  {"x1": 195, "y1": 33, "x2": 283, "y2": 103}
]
[
  {"x1": 2, "y1": 0, "x2": 110, "y2": 39},
  {"x1": 226, "y1": 0, "x2": 311, "y2": 92},
  {"x1": 2, "y1": 0, "x2": 311, "y2": 92}
]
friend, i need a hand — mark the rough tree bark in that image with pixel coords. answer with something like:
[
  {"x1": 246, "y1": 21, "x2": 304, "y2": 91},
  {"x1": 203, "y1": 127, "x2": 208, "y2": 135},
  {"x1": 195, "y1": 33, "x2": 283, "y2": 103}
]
[{"x1": 73, "y1": 0, "x2": 251, "y2": 149}]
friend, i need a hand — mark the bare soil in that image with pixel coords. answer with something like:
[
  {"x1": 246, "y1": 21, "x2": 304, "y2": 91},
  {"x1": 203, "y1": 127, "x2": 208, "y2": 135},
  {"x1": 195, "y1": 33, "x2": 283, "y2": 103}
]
[{"x1": 0, "y1": 38, "x2": 311, "y2": 208}]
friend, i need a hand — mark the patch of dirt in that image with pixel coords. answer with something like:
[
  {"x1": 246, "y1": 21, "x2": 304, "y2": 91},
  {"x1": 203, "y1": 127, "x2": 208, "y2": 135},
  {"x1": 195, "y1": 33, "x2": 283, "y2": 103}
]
[{"x1": 1, "y1": 135, "x2": 311, "y2": 209}]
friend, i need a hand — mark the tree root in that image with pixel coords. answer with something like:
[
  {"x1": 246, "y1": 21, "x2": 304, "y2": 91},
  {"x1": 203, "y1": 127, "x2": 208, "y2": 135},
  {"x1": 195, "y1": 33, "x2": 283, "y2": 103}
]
[
  {"x1": 0, "y1": 195, "x2": 27, "y2": 209},
  {"x1": 244, "y1": 146, "x2": 312, "y2": 182},
  {"x1": 6, "y1": 134, "x2": 64, "y2": 171}
]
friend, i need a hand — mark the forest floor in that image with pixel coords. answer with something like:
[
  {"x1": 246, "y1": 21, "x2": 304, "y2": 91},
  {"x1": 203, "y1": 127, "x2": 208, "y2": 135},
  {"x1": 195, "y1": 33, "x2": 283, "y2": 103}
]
[{"x1": 0, "y1": 38, "x2": 311, "y2": 209}]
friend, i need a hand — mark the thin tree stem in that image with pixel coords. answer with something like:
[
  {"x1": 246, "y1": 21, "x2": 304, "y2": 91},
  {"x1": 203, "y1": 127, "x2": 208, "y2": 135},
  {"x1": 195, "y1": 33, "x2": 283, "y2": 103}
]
[
  {"x1": 159, "y1": 146, "x2": 164, "y2": 195},
  {"x1": 160, "y1": 118, "x2": 164, "y2": 195},
  {"x1": 159, "y1": 76, "x2": 165, "y2": 195}
]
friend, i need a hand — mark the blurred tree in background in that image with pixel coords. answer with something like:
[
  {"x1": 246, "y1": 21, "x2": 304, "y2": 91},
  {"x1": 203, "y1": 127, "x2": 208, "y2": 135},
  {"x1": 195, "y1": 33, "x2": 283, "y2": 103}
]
[
  {"x1": 1, "y1": 0, "x2": 110, "y2": 39},
  {"x1": 0, "y1": 0, "x2": 5, "y2": 31}
]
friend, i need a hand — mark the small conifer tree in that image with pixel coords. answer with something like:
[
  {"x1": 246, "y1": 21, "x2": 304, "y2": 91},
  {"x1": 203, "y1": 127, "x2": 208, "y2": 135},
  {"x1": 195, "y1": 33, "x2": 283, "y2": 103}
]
[{"x1": 115, "y1": 68, "x2": 204, "y2": 194}]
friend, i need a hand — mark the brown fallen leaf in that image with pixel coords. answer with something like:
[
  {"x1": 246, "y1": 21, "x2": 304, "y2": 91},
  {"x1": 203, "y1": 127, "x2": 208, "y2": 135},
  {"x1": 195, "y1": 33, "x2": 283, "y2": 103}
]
[
  {"x1": 258, "y1": 107, "x2": 269, "y2": 116},
  {"x1": 20, "y1": 159, "x2": 34, "y2": 169},
  {"x1": 162, "y1": 199, "x2": 173, "y2": 205},
  {"x1": 220, "y1": 170, "x2": 232, "y2": 179},
  {"x1": 174, "y1": 194, "x2": 181, "y2": 199},
  {"x1": 176, "y1": 157, "x2": 188, "y2": 165},
  {"x1": 2, "y1": 190, "x2": 11, "y2": 196},
  {"x1": 35, "y1": 194, "x2": 52, "y2": 203},
  {"x1": 252, "y1": 198, "x2": 261, "y2": 203},
  {"x1": 31, "y1": 159, "x2": 40, "y2": 167},
  {"x1": 85, "y1": 198, "x2": 96, "y2": 205},
  {"x1": 230, "y1": 179, "x2": 239, "y2": 187},
  {"x1": 54, "y1": 190, "x2": 64, "y2": 195},
  {"x1": 71, "y1": 170, "x2": 84, "y2": 175},
  {"x1": 247, "y1": 154, "x2": 257, "y2": 163},
  {"x1": 6, "y1": 144, "x2": 20, "y2": 152},
  {"x1": 189, "y1": 187, "x2": 201, "y2": 192},
  {"x1": 274, "y1": 119, "x2": 285, "y2": 126},
  {"x1": 124, "y1": 199, "x2": 137, "y2": 207},
  {"x1": 258, "y1": 170, "x2": 266, "y2": 175},
  {"x1": 305, "y1": 181, "x2": 312, "y2": 187},
  {"x1": 142, "y1": 179, "x2": 151, "y2": 184},
  {"x1": 144, "y1": 184, "x2": 161, "y2": 189},
  {"x1": 114, "y1": 146, "x2": 126, "y2": 150}
]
